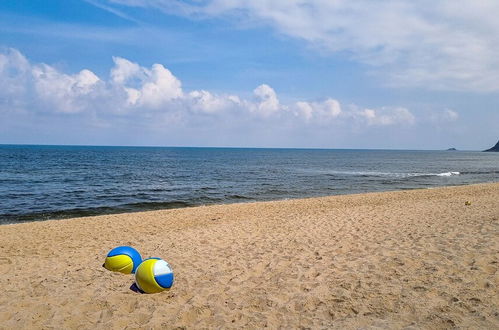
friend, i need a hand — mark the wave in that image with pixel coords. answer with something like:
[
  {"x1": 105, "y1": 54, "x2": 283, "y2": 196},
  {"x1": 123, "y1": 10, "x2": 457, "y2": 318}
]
[
  {"x1": 322, "y1": 170, "x2": 461, "y2": 178},
  {"x1": 435, "y1": 171, "x2": 460, "y2": 177}
]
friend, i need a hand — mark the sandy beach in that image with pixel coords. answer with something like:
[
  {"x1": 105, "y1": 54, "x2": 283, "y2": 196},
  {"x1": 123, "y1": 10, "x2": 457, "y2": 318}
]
[{"x1": 0, "y1": 183, "x2": 498, "y2": 329}]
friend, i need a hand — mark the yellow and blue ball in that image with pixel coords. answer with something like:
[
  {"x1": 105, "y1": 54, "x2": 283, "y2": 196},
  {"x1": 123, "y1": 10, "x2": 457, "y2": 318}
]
[
  {"x1": 104, "y1": 246, "x2": 142, "y2": 274},
  {"x1": 135, "y1": 258, "x2": 174, "y2": 294}
]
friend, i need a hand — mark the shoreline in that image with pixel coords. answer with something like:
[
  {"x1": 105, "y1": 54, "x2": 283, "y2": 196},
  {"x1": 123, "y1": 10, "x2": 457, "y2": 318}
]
[
  {"x1": 2, "y1": 181, "x2": 498, "y2": 226},
  {"x1": 1, "y1": 182, "x2": 498, "y2": 328}
]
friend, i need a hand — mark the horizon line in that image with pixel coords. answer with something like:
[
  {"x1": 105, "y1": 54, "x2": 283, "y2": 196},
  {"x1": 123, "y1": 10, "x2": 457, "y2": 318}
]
[{"x1": 0, "y1": 143, "x2": 482, "y2": 152}]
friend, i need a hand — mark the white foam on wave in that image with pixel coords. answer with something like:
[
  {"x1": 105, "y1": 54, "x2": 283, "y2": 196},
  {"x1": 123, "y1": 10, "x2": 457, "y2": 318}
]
[
  {"x1": 303, "y1": 169, "x2": 462, "y2": 178},
  {"x1": 320, "y1": 170, "x2": 461, "y2": 178},
  {"x1": 436, "y1": 171, "x2": 460, "y2": 177},
  {"x1": 398, "y1": 171, "x2": 461, "y2": 177}
]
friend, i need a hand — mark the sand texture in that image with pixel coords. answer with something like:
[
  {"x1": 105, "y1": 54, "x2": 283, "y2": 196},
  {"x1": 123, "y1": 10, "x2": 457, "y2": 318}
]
[{"x1": 0, "y1": 183, "x2": 498, "y2": 329}]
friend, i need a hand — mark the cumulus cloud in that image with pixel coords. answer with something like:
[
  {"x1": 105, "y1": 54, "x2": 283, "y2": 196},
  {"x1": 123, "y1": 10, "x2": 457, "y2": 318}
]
[
  {"x1": 294, "y1": 99, "x2": 341, "y2": 121},
  {"x1": 357, "y1": 107, "x2": 415, "y2": 126},
  {"x1": 110, "y1": 56, "x2": 142, "y2": 84},
  {"x1": 252, "y1": 84, "x2": 282, "y2": 117},
  {"x1": 110, "y1": 57, "x2": 183, "y2": 108},
  {"x1": 32, "y1": 65, "x2": 101, "y2": 113},
  {"x1": 0, "y1": 48, "x2": 103, "y2": 114},
  {"x1": 107, "y1": 0, "x2": 499, "y2": 92},
  {"x1": 188, "y1": 90, "x2": 240, "y2": 114},
  {"x1": 0, "y1": 48, "x2": 421, "y2": 131},
  {"x1": 0, "y1": 49, "x2": 30, "y2": 103}
]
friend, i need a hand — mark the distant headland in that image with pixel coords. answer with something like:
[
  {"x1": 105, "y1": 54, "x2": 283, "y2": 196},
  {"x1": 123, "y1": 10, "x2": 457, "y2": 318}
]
[{"x1": 484, "y1": 140, "x2": 499, "y2": 152}]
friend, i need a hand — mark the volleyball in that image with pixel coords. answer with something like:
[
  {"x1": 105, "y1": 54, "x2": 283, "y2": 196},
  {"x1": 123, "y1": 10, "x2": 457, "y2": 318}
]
[
  {"x1": 104, "y1": 246, "x2": 142, "y2": 274},
  {"x1": 135, "y1": 258, "x2": 174, "y2": 293}
]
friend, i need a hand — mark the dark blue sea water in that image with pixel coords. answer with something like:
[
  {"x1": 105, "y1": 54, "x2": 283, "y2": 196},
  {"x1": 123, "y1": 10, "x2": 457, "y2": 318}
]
[{"x1": 0, "y1": 145, "x2": 498, "y2": 224}]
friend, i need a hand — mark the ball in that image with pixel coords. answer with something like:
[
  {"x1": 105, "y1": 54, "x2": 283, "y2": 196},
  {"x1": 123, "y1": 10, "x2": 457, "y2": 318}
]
[
  {"x1": 104, "y1": 246, "x2": 142, "y2": 274},
  {"x1": 135, "y1": 258, "x2": 174, "y2": 293}
]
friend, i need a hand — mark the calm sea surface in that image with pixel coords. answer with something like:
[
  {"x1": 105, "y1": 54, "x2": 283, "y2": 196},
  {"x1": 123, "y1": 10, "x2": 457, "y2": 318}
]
[{"x1": 1, "y1": 145, "x2": 498, "y2": 224}]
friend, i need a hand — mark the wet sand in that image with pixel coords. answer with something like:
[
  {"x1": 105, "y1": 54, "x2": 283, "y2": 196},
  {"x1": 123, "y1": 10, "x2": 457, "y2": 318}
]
[{"x1": 0, "y1": 183, "x2": 498, "y2": 329}]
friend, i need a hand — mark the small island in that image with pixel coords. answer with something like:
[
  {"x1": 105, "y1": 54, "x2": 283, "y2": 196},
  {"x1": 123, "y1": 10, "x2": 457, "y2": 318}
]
[
  {"x1": 484, "y1": 139, "x2": 499, "y2": 152},
  {"x1": 447, "y1": 148, "x2": 457, "y2": 151}
]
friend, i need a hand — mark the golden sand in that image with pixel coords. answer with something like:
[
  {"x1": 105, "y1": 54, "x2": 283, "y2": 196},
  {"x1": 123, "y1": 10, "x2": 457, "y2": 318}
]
[{"x1": 0, "y1": 183, "x2": 498, "y2": 329}]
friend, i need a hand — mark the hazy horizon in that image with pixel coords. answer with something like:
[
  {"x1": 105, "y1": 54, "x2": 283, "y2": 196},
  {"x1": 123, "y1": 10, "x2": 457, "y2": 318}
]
[{"x1": 0, "y1": 142, "x2": 493, "y2": 152}]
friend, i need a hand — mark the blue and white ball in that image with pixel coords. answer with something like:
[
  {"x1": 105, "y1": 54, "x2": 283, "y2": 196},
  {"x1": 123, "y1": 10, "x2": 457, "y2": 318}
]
[
  {"x1": 135, "y1": 258, "x2": 174, "y2": 293},
  {"x1": 104, "y1": 246, "x2": 142, "y2": 274}
]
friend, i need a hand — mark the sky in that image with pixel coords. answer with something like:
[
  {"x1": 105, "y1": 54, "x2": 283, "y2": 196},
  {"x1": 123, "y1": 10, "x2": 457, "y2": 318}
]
[{"x1": 0, "y1": 0, "x2": 498, "y2": 150}]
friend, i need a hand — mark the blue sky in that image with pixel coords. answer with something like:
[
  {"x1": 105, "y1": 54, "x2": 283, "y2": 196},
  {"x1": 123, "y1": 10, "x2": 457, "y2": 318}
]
[{"x1": 0, "y1": 0, "x2": 498, "y2": 149}]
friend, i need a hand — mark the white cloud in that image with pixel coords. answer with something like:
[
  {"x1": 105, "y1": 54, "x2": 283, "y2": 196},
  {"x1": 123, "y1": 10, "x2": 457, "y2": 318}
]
[
  {"x1": 294, "y1": 99, "x2": 341, "y2": 121},
  {"x1": 252, "y1": 84, "x2": 282, "y2": 117},
  {"x1": 188, "y1": 90, "x2": 240, "y2": 114},
  {"x1": 0, "y1": 48, "x2": 103, "y2": 114},
  {"x1": 1, "y1": 48, "x2": 421, "y2": 131},
  {"x1": 137, "y1": 63, "x2": 183, "y2": 108},
  {"x1": 108, "y1": 0, "x2": 499, "y2": 92},
  {"x1": 32, "y1": 65, "x2": 101, "y2": 113},
  {"x1": 0, "y1": 48, "x2": 30, "y2": 104},
  {"x1": 111, "y1": 56, "x2": 142, "y2": 84},
  {"x1": 357, "y1": 107, "x2": 415, "y2": 126},
  {"x1": 295, "y1": 101, "x2": 313, "y2": 120},
  {"x1": 111, "y1": 57, "x2": 183, "y2": 108}
]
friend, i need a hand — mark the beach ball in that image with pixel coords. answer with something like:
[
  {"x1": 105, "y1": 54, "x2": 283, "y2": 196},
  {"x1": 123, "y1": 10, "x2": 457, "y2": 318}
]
[
  {"x1": 135, "y1": 258, "x2": 174, "y2": 294},
  {"x1": 104, "y1": 246, "x2": 142, "y2": 274}
]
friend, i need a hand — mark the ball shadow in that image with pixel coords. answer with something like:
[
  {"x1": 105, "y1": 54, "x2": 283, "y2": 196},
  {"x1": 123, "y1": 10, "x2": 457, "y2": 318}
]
[{"x1": 129, "y1": 282, "x2": 145, "y2": 294}]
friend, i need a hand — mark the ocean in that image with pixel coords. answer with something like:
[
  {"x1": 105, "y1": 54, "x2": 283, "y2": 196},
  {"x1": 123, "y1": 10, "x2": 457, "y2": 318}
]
[{"x1": 1, "y1": 145, "x2": 498, "y2": 224}]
